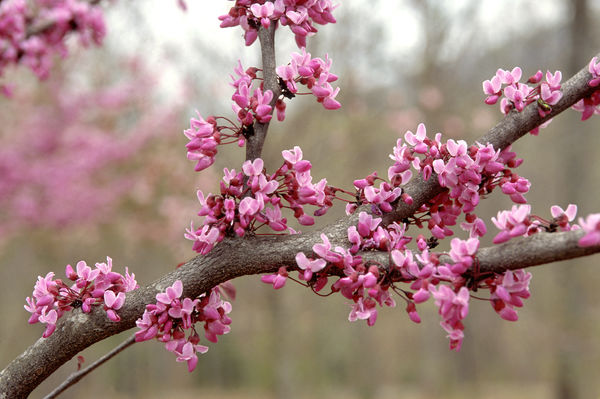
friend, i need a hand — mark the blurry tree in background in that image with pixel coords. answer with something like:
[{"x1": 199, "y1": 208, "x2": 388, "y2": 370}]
[{"x1": 2, "y1": 1, "x2": 600, "y2": 399}]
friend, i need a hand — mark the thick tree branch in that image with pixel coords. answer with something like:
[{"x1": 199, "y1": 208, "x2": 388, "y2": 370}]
[{"x1": 2, "y1": 52, "x2": 600, "y2": 399}]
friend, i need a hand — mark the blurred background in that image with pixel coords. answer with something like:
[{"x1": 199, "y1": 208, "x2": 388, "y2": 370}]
[{"x1": 2, "y1": 1, "x2": 600, "y2": 398}]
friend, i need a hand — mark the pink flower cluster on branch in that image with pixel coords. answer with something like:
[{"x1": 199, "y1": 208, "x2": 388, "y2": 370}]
[
  {"x1": 183, "y1": 54, "x2": 341, "y2": 172},
  {"x1": 276, "y1": 47, "x2": 341, "y2": 111},
  {"x1": 258, "y1": 120, "x2": 548, "y2": 350},
  {"x1": 135, "y1": 281, "x2": 233, "y2": 372},
  {"x1": 219, "y1": 0, "x2": 337, "y2": 48},
  {"x1": 354, "y1": 123, "x2": 529, "y2": 241},
  {"x1": 262, "y1": 206, "x2": 532, "y2": 350},
  {"x1": 482, "y1": 67, "x2": 562, "y2": 134},
  {"x1": 491, "y1": 204, "x2": 578, "y2": 244},
  {"x1": 24, "y1": 257, "x2": 138, "y2": 338},
  {"x1": 0, "y1": 0, "x2": 105, "y2": 94},
  {"x1": 185, "y1": 146, "x2": 341, "y2": 254}
]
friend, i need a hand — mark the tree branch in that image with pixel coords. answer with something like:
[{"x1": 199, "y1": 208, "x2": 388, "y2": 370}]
[
  {"x1": 246, "y1": 23, "x2": 281, "y2": 161},
  {"x1": 2, "y1": 50, "x2": 599, "y2": 399}
]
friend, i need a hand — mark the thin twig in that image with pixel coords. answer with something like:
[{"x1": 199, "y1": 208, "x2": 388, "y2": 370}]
[{"x1": 43, "y1": 334, "x2": 136, "y2": 399}]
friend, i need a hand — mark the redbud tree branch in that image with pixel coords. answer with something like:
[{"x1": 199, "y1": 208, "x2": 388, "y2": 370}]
[
  {"x1": 246, "y1": 24, "x2": 281, "y2": 161},
  {"x1": 2, "y1": 45, "x2": 600, "y2": 399}
]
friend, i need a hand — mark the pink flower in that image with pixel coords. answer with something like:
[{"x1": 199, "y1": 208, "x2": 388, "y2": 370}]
[
  {"x1": 175, "y1": 341, "x2": 208, "y2": 372},
  {"x1": 497, "y1": 67, "x2": 522, "y2": 85},
  {"x1": 482, "y1": 75, "x2": 502, "y2": 104},
  {"x1": 261, "y1": 267, "x2": 288, "y2": 289},
  {"x1": 491, "y1": 204, "x2": 533, "y2": 244},
  {"x1": 103, "y1": 291, "x2": 126, "y2": 322},
  {"x1": 490, "y1": 269, "x2": 531, "y2": 321},
  {"x1": 253, "y1": 88, "x2": 273, "y2": 123},
  {"x1": 295, "y1": 252, "x2": 327, "y2": 280},
  {"x1": 578, "y1": 213, "x2": 600, "y2": 247},
  {"x1": 550, "y1": 204, "x2": 577, "y2": 231},
  {"x1": 348, "y1": 297, "x2": 378, "y2": 326},
  {"x1": 249, "y1": 2, "x2": 275, "y2": 28},
  {"x1": 242, "y1": 158, "x2": 264, "y2": 176},
  {"x1": 448, "y1": 237, "x2": 479, "y2": 274},
  {"x1": 156, "y1": 280, "x2": 183, "y2": 305},
  {"x1": 588, "y1": 57, "x2": 600, "y2": 87},
  {"x1": 39, "y1": 308, "x2": 58, "y2": 338}
]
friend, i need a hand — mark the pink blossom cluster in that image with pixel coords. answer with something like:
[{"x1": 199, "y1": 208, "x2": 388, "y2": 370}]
[
  {"x1": 219, "y1": 0, "x2": 337, "y2": 48},
  {"x1": 390, "y1": 237, "x2": 478, "y2": 350},
  {"x1": 374, "y1": 123, "x2": 529, "y2": 240},
  {"x1": 259, "y1": 122, "x2": 543, "y2": 350},
  {"x1": 430, "y1": 286, "x2": 469, "y2": 350},
  {"x1": 277, "y1": 47, "x2": 341, "y2": 111},
  {"x1": 183, "y1": 61, "x2": 277, "y2": 172},
  {"x1": 482, "y1": 67, "x2": 562, "y2": 119},
  {"x1": 185, "y1": 146, "x2": 336, "y2": 254},
  {"x1": 231, "y1": 60, "x2": 274, "y2": 125},
  {"x1": 183, "y1": 113, "x2": 219, "y2": 172},
  {"x1": 24, "y1": 257, "x2": 138, "y2": 338},
  {"x1": 572, "y1": 57, "x2": 600, "y2": 120},
  {"x1": 492, "y1": 204, "x2": 578, "y2": 244},
  {"x1": 135, "y1": 281, "x2": 232, "y2": 372},
  {"x1": 261, "y1": 215, "x2": 406, "y2": 325},
  {"x1": 0, "y1": 0, "x2": 105, "y2": 93},
  {"x1": 261, "y1": 204, "x2": 533, "y2": 350},
  {"x1": 487, "y1": 269, "x2": 532, "y2": 322}
]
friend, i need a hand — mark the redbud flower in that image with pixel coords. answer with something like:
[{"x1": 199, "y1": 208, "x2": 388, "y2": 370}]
[
  {"x1": 295, "y1": 252, "x2": 327, "y2": 280},
  {"x1": 550, "y1": 204, "x2": 577, "y2": 231},
  {"x1": 578, "y1": 213, "x2": 600, "y2": 247},
  {"x1": 588, "y1": 56, "x2": 600, "y2": 87}
]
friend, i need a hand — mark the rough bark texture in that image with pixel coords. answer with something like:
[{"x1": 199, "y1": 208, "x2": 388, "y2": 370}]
[{"x1": 1, "y1": 38, "x2": 599, "y2": 399}]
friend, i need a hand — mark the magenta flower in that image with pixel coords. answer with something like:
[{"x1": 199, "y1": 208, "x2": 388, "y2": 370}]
[
  {"x1": 491, "y1": 204, "x2": 534, "y2": 244},
  {"x1": 550, "y1": 204, "x2": 577, "y2": 231},
  {"x1": 38, "y1": 308, "x2": 58, "y2": 338},
  {"x1": 295, "y1": 252, "x2": 327, "y2": 281},
  {"x1": 250, "y1": 2, "x2": 275, "y2": 28},
  {"x1": 448, "y1": 237, "x2": 479, "y2": 274},
  {"x1": 497, "y1": 67, "x2": 522, "y2": 85},
  {"x1": 183, "y1": 112, "x2": 218, "y2": 172},
  {"x1": 482, "y1": 75, "x2": 502, "y2": 104},
  {"x1": 175, "y1": 341, "x2": 208, "y2": 372},
  {"x1": 103, "y1": 291, "x2": 126, "y2": 322},
  {"x1": 261, "y1": 267, "x2": 288, "y2": 290},
  {"x1": 578, "y1": 213, "x2": 600, "y2": 247},
  {"x1": 348, "y1": 297, "x2": 378, "y2": 326},
  {"x1": 242, "y1": 158, "x2": 264, "y2": 176},
  {"x1": 588, "y1": 56, "x2": 600, "y2": 87},
  {"x1": 490, "y1": 269, "x2": 531, "y2": 321},
  {"x1": 156, "y1": 280, "x2": 183, "y2": 305},
  {"x1": 430, "y1": 285, "x2": 470, "y2": 351}
]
